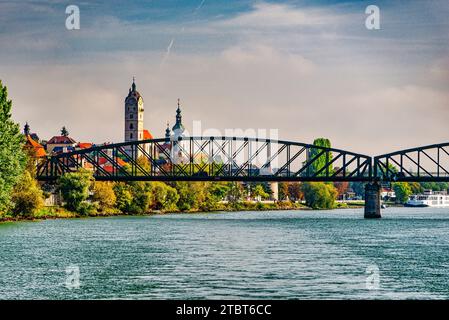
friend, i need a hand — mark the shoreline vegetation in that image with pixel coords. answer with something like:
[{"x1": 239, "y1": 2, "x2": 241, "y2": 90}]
[{"x1": 0, "y1": 200, "x2": 368, "y2": 223}]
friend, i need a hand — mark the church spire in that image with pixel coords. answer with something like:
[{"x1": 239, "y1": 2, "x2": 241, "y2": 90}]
[
  {"x1": 165, "y1": 122, "x2": 171, "y2": 142},
  {"x1": 131, "y1": 77, "x2": 136, "y2": 92},
  {"x1": 24, "y1": 122, "x2": 30, "y2": 136},
  {"x1": 176, "y1": 98, "x2": 182, "y2": 122},
  {"x1": 172, "y1": 98, "x2": 184, "y2": 133}
]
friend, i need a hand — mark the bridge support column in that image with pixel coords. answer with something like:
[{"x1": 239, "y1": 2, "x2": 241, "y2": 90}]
[
  {"x1": 270, "y1": 182, "x2": 279, "y2": 201},
  {"x1": 364, "y1": 182, "x2": 381, "y2": 219}
]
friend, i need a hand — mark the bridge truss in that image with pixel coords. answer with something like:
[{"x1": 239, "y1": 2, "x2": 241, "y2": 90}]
[
  {"x1": 375, "y1": 143, "x2": 449, "y2": 182},
  {"x1": 36, "y1": 137, "x2": 373, "y2": 182}
]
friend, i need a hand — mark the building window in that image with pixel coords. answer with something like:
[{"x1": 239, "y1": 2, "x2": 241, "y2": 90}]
[
  {"x1": 130, "y1": 113, "x2": 133, "y2": 119},
  {"x1": 130, "y1": 123, "x2": 133, "y2": 129},
  {"x1": 130, "y1": 133, "x2": 133, "y2": 139}
]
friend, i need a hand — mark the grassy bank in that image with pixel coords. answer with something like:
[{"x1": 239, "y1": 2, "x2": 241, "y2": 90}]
[{"x1": 0, "y1": 200, "x2": 370, "y2": 223}]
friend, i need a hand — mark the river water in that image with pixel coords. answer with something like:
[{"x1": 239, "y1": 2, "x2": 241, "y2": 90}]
[{"x1": 0, "y1": 207, "x2": 449, "y2": 299}]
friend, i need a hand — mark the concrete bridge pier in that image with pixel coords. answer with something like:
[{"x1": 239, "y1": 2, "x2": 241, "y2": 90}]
[
  {"x1": 364, "y1": 181, "x2": 381, "y2": 219},
  {"x1": 270, "y1": 182, "x2": 279, "y2": 201}
]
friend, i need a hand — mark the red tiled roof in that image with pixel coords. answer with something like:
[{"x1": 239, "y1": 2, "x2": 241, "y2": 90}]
[
  {"x1": 26, "y1": 135, "x2": 41, "y2": 148},
  {"x1": 47, "y1": 136, "x2": 76, "y2": 144},
  {"x1": 102, "y1": 162, "x2": 127, "y2": 173},
  {"x1": 117, "y1": 158, "x2": 127, "y2": 166},
  {"x1": 77, "y1": 142, "x2": 93, "y2": 149},
  {"x1": 36, "y1": 149, "x2": 47, "y2": 157},
  {"x1": 143, "y1": 129, "x2": 153, "y2": 140},
  {"x1": 98, "y1": 157, "x2": 107, "y2": 165},
  {"x1": 98, "y1": 157, "x2": 127, "y2": 167},
  {"x1": 25, "y1": 135, "x2": 46, "y2": 157}
]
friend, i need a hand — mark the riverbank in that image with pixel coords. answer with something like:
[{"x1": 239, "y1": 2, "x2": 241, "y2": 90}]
[{"x1": 0, "y1": 200, "x2": 367, "y2": 223}]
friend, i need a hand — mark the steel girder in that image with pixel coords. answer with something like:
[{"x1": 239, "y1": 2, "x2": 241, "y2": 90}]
[
  {"x1": 36, "y1": 136, "x2": 373, "y2": 182},
  {"x1": 374, "y1": 142, "x2": 449, "y2": 182}
]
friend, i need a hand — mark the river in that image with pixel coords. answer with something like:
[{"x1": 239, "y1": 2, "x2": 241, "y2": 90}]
[{"x1": 1, "y1": 207, "x2": 449, "y2": 299}]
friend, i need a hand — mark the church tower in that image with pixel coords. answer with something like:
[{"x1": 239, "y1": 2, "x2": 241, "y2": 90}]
[
  {"x1": 171, "y1": 99, "x2": 186, "y2": 163},
  {"x1": 172, "y1": 98, "x2": 185, "y2": 140},
  {"x1": 124, "y1": 78, "x2": 144, "y2": 155},
  {"x1": 165, "y1": 122, "x2": 171, "y2": 143}
]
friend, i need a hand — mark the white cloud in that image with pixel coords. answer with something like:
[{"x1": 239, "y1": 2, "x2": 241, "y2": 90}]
[
  {"x1": 221, "y1": 45, "x2": 316, "y2": 75},
  {"x1": 2, "y1": 1, "x2": 448, "y2": 156},
  {"x1": 429, "y1": 57, "x2": 449, "y2": 83},
  {"x1": 217, "y1": 2, "x2": 348, "y2": 28}
]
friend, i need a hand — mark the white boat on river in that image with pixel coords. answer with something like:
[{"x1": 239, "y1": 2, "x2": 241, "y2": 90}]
[{"x1": 406, "y1": 190, "x2": 449, "y2": 207}]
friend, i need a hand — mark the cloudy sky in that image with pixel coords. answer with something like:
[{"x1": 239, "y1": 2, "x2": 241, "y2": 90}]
[{"x1": 1, "y1": 0, "x2": 448, "y2": 155}]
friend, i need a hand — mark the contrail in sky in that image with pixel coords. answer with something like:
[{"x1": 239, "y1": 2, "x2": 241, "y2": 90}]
[
  {"x1": 160, "y1": 0, "x2": 205, "y2": 67},
  {"x1": 167, "y1": 38, "x2": 174, "y2": 54},
  {"x1": 195, "y1": 0, "x2": 206, "y2": 12},
  {"x1": 160, "y1": 38, "x2": 175, "y2": 67}
]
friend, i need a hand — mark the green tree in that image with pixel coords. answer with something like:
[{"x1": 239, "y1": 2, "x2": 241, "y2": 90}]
[
  {"x1": 350, "y1": 182, "x2": 365, "y2": 198},
  {"x1": 309, "y1": 138, "x2": 334, "y2": 176},
  {"x1": 200, "y1": 191, "x2": 219, "y2": 211},
  {"x1": 128, "y1": 181, "x2": 152, "y2": 214},
  {"x1": 174, "y1": 181, "x2": 197, "y2": 211},
  {"x1": 92, "y1": 181, "x2": 116, "y2": 212},
  {"x1": 252, "y1": 184, "x2": 269, "y2": 200},
  {"x1": 113, "y1": 183, "x2": 133, "y2": 213},
  {"x1": 408, "y1": 182, "x2": 423, "y2": 195},
  {"x1": 288, "y1": 182, "x2": 303, "y2": 201},
  {"x1": 172, "y1": 182, "x2": 228, "y2": 212},
  {"x1": 23, "y1": 144, "x2": 40, "y2": 177},
  {"x1": 279, "y1": 182, "x2": 289, "y2": 200},
  {"x1": 393, "y1": 182, "x2": 412, "y2": 204},
  {"x1": 388, "y1": 163, "x2": 398, "y2": 173},
  {"x1": 61, "y1": 126, "x2": 69, "y2": 137},
  {"x1": 194, "y1": 182, "x2": 229, "y2": 211},
  {"x1": 0, "y1": 80, "x2": 27, "y2": 215},
  {"x1": 135, "y1": 155, "x2": 151, "y2": 175},
  {"x1": 151, "y1": 181, "x2": 179, "y2": 211},
  {"x1": 301, "y1": 182, "x2": 337, "y2": 209},
  {"x1": 165, "y1": 185, "x2": 180, "y2": 211},
  {"x1": 209, "y1": 182, "x2": 230, "y2": 201},
  {"x1": 58, "y1": 169, "x2": 93, "y2": 212},
  {"x1": 150, "y1": 182, "x2": 167, "y2": 210},
  {"x1": 190, "y1": 182, "x2": 208, "y2": 209},
  {"x1": 11, "y1": 171, "x2": 44, "y2": 217},
  {"x1": 420, "y1": 182, "x2": 448, "y2": 192},
  {"x1": 228, "y1": 182, "x2": 244, "y2": 203},
  {"x1": 261, "y1": 182, "x2": 273, "y2": 198}
]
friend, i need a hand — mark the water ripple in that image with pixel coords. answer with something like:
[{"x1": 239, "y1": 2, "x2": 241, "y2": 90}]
[{"x1": 1, "y1": 207, "x2": 449, "y2": 299}]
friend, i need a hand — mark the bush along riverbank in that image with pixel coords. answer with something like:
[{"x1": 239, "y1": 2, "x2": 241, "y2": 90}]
[
  {"x1": 1, "y1": 198, "x2": 368, "y2": 223},
  {"x1": 0, "y1": 202, "x2": 359, "y2": 222},
  {"x1": 1, "y1": 165, "x2": 368, "y2": 223}
]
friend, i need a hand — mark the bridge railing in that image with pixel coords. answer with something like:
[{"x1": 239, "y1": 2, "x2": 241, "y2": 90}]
[
  {"x1": 374, "y1": 142, "x2": 449, "y2": 182},
  {"x1": 36, "y1": 136, "x2": 373, "y2": 182}
]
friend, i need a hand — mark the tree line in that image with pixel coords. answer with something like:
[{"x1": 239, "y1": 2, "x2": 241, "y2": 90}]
[{"x1": 50, "y1": 169, "x2": 344, "y2": 216}]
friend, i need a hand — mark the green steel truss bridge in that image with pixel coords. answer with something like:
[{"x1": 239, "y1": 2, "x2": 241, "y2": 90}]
[
  {"x1": 36, "y1": 137, "x2": 449, "y2": 184},
  {"x1": 35, "y1": 137, "x2": 449, "y2": 219}
]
